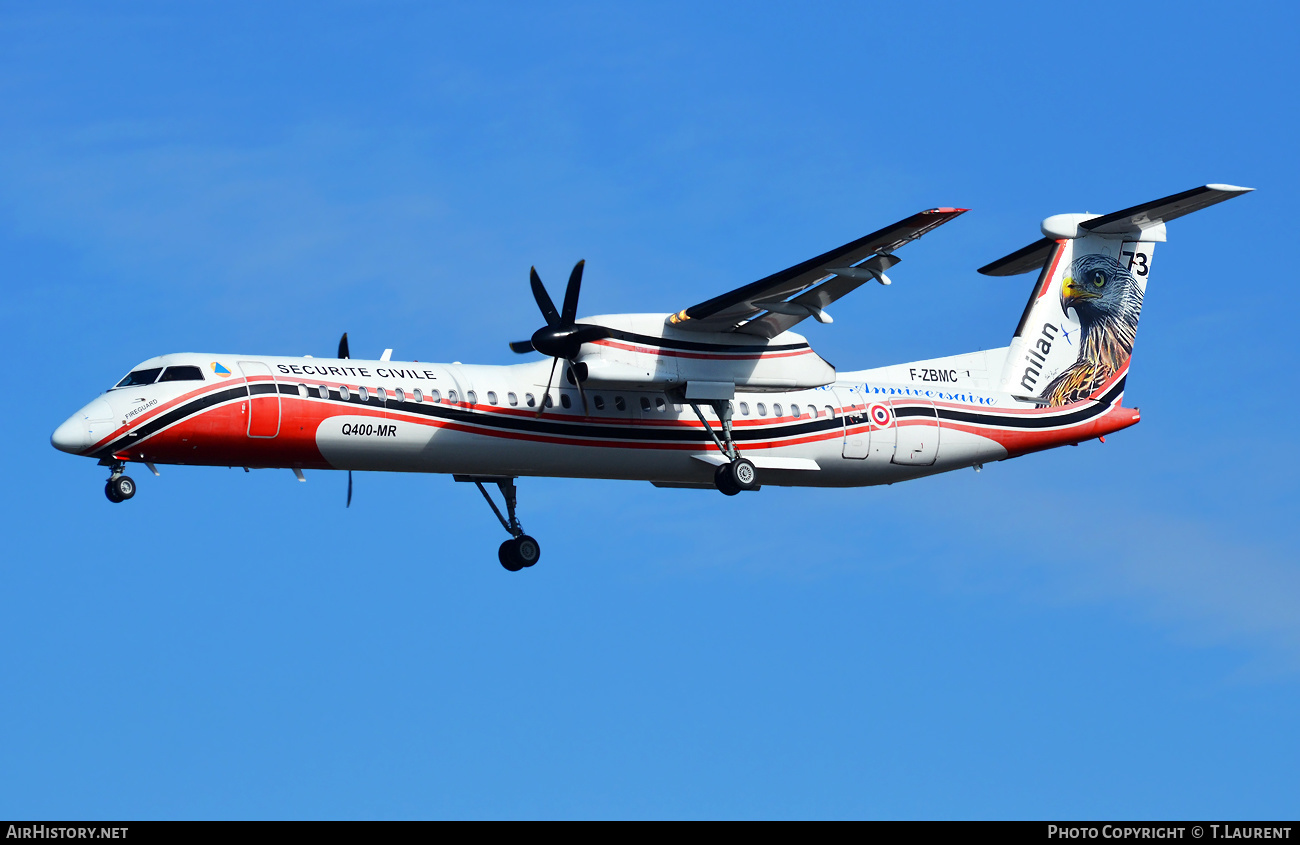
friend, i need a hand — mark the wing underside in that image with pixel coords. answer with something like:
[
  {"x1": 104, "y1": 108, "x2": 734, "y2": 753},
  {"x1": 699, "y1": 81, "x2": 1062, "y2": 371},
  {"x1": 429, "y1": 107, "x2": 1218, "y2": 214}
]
[{"x1": 672, "y1": 208, "x2": 967, "y2": 338}]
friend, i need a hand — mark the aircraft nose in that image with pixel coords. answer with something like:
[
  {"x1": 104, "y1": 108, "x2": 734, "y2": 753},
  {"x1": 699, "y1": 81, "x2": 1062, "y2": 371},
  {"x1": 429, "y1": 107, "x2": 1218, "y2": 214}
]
[
  {"x1": 51, "y1": 397, "x2": 113, "y2": 455},
  {"x1": 51, "y1": 415, "x2": 89, "y2": 454}
]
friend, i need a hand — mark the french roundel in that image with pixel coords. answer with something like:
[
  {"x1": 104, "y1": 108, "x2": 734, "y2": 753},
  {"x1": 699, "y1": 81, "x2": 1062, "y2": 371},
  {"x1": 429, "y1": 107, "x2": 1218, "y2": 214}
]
[{"x1": 869, "y1": 403, "x2": 892, "y2": 426}]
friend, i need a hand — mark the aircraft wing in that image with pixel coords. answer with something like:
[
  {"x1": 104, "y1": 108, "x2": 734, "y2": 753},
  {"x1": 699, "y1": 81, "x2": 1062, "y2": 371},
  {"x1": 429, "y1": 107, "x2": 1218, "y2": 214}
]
[{"x1": 670, "y1": 208, "x2": 967, "y2": 338}]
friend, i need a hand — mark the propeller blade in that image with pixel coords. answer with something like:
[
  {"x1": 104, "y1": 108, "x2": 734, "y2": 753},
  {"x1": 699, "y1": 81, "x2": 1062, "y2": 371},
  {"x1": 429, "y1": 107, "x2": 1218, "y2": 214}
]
[
  {"x1": 536, "y1": 356, "x2": 558, "y2": 418},
  {"x1": 509, "y1": 339, "x2": 536, "y2": 354},
  {"x1": 530, "y1": 267, "x2": 561, "y2": 327},
  {"x1": 560, "y1": 259, "x2": 585, "y2": 325},
  {"x1": 346, "y1": 470, "x2": 353, "y2": 508},
  {"x1": 569, "y1": 359, "x2": 590, "y2": 416},
  {"x1": 338, "y1": 332, "x2": 350, "y2": 360}
]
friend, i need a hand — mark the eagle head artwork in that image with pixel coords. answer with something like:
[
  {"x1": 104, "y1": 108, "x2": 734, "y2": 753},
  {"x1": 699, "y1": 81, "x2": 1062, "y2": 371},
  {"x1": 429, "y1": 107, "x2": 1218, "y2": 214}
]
[{"x1": 1040, "y1": 253, "x2": 1145, "y2": 406}]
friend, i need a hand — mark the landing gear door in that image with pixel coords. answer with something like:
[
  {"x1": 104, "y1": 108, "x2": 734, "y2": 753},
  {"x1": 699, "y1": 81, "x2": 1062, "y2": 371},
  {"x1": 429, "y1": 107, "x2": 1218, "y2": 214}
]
[
  {"x1": 833, "y1": 386, "x2": 870, "y2": 459},
  {"x1": 238, "y1": 361, "x2": 280, "y2": 438}
]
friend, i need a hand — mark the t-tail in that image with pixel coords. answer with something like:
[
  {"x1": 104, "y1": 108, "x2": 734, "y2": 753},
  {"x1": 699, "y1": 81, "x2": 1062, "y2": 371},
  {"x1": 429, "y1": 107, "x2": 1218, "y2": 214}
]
[{"x1": 979, "y1": 184, "x2": 1252, "y2": 407}]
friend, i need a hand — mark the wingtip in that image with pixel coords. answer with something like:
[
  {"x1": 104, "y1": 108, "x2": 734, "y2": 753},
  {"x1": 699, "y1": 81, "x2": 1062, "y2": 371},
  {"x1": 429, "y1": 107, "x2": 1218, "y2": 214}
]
[{"x1": 1206, "y1": 183, "x2": 1254, "y2": 194}]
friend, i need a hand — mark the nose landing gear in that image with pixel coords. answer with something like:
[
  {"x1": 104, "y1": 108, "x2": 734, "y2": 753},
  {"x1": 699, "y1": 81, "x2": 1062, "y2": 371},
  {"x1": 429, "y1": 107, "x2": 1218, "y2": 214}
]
[
  {"x1": 458, "y1": 475, "x2": 541, "y2": 572},
  {"x1": 103, "y1": 462, "x2": 136, "y2": 503}
]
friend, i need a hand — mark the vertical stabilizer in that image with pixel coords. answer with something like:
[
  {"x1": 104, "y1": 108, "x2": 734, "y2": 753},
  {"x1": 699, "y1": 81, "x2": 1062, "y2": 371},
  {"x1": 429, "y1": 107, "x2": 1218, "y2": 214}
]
[{"x1": 981, "y1": 184, "x2": 1251, "y2": 406}]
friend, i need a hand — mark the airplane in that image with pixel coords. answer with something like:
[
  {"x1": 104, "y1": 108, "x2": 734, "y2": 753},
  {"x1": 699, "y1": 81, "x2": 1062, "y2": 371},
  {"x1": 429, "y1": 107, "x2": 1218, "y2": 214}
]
[{"x1": 51, "y1": 184, "x2": 1251, "y2": 571}]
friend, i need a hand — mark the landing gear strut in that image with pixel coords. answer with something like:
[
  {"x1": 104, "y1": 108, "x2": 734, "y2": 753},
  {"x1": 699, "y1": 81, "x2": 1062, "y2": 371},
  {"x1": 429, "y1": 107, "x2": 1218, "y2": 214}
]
[
  {"x1": 687, "y1": 399, "x2": 758, "y2": 496},
  {"x1": 460, "y1": 475, "x2": 541, "y2": 572},
  {"x1": 102, "y1": 461, "x2": 136, "y2": 504}
]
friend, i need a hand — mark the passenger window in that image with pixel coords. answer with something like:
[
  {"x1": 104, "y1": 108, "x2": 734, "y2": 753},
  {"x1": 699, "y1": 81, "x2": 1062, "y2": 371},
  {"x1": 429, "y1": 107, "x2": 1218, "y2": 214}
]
[
  {"x1": 655, "y1": 397, "x2": 665, "y2": 411},
  {"x1": 159, "y1": 365, "x2": 204, "y2": 382},
  {"x1": 448, "y1": 390, "x2": 458, "y2": 404},
  {"x1": 467, "y1": 391, "x2": 477, "y2": 405},
  {"x1": 318, "y1": 385, "x2": 329, "y2": 399},
  {"x1": 377, "y1": 387, "x2": 388, "y2": 401},
  {"x1": 560, "y1": 394, "x2": 571, "y2": 409},
  {"x1": 757, "y1": 403, "x2": 767, "y2": 416},
  {"x1": 339, "y1": 385, "x2": 351, "y2": 401},
  {"x1": 593, "y1": 395, "x2": 605, "y2": 411},
  {"x1": 614, "y1": 396, "x2": 626, "y2": 411},
  {"x1": 544, "y1": 394, "x2": 553, "y2": 408},
  {"x1": 359, "y1": 387, "x2": 370, "y2": 402},
  {"x1": 298, "y1": 384, "x2": 308, "y2": 398},
  {"x1": 526, "y1": 393, "x2": 536, "y2": 407},
  {"x1": 508, "y1": 392, "x2": 518, "y2": 406},
  {"x1": 430, "y1": 389, "x2": 440, "y2": 402},
  {"x1": 826, "y1": 405, "x2": 835, "y2": 419},
  {"x1": 791, "y1": 403, "x2": 800, "y2": 417},
  {"x1": 395, "y1": 388, "x2": 405, "y2": 402},
  {"x1": 773, "y1": 403, "x2": 783, "y2": 417},
  {"x1": 114, "y1": 368, "x2": 163, "y2": 388},
  {"x1": 808, "y1": 406, "x2": 818, "y2": 418},
  {"x1": 413, "y1": 388, "x2": 423, "y2": 402},
  {"x1": 487, "y1": 391, "x2": 498, "y2": 405},
  {"x1": 640, "y1": 396, "x2": 651, "y2": 412},
  {"x1": 739, "y1": 402, "x2": 749, "y2": 416}
]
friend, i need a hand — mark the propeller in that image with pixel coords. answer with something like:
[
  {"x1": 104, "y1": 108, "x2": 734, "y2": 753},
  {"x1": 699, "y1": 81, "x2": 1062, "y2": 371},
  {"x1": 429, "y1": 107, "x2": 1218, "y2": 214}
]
[
  {"x1": 510, "y1": 261, "x2": 608, "y2": 416},
  {"x1": 347, "y1": 470, "x2": 353, "y2": 508},
  {"x1": 338, "y1": 332, "x2": 350, "y2": 359}
]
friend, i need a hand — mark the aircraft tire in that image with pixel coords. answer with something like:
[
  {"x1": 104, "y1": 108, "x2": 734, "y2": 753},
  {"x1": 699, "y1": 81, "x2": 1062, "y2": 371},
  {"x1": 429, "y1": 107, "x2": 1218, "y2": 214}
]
[
  {"x1": 713, "y1": 464, "x2": 740, "y2": 496},
  {"x1": 107, "y1": 475, "x2": 136, "y2": 502},
  {"x1": 728, "y1": 458, "x2": 757, "y2": 491},
  {"x1": 515, "y1": 535, "x2": 541, "y2": 567},
  {"x1": 498, "y1": 540, "x2": 525, "y2": 572}
]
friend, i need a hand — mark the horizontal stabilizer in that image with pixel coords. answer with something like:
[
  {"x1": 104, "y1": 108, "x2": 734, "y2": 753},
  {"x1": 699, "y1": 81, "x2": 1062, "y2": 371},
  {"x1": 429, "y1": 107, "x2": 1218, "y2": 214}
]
[
  {"x1": 978, "y1": 237, "x2": 1055, "y2": 277},
  {"x1": 979, "y1": 184, "x2": 1253, "y2": 277},
  {"x1": 1081, "y1": 184, "x2": 1253, "y2": 235}
]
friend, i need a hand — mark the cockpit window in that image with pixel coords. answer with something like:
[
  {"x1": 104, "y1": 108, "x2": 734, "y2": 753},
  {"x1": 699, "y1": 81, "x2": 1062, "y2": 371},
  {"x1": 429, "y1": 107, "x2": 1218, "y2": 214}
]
[
  {"x1": 159, "y1": 366, "x2": 205, "y2": 382},
  {"x1": 114, "y1": 368, "x2": 163, "y2": 388}
]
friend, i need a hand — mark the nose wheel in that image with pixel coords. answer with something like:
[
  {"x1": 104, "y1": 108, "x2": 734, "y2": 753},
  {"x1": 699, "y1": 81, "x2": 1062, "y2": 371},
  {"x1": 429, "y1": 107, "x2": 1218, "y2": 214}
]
[
  {"x1": 103, "y1": 464, "x2": 136, "y2": 503},
  {"x1": 459, "y1": 475, "x2": 541, "y2": 572}
]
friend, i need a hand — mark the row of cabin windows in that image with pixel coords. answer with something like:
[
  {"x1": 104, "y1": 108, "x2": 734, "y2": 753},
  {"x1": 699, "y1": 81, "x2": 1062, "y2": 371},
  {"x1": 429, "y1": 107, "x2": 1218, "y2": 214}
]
[
  {"x1": 112, "y1": 367, "x2": 838, "y2": 422},
  {"x1": 736, "y1": 401, "x2": 836, "y2": 419},
  {"x1": 297, "y1": 382, "x2": 837, "y2": 420}
]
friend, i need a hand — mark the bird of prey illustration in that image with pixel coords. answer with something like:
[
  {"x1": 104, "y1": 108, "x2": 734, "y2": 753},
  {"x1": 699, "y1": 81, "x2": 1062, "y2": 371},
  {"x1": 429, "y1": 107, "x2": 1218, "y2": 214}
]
[{"x1": 1041, "y1": 253, "x2": 1144, "y2": 406}]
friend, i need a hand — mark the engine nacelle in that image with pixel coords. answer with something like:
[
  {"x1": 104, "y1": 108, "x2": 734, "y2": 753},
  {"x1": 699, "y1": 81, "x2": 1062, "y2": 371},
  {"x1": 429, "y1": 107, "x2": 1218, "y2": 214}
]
[{"x1": 573, "y1": 314, "x2": 835, "y2": 393}]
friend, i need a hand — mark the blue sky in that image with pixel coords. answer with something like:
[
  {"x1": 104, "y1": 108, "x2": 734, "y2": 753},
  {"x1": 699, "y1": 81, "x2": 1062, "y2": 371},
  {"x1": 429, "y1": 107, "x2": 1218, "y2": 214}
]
[{"x1": 2, "y1": 2, "x2": 1297, "y2": 819}]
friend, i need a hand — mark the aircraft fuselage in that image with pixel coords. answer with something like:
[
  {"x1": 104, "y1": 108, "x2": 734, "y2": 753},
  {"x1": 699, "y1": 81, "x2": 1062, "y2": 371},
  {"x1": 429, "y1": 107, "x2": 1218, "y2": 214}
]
[{"x1": 52, "y1": 350, "x2": 1140, "y2": 490}]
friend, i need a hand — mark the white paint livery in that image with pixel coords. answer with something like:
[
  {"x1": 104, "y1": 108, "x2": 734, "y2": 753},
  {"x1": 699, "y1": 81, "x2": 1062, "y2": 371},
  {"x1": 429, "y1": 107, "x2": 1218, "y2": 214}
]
[{"x1": 52, "y1": 185, "x2": 1251, "y2": 570}]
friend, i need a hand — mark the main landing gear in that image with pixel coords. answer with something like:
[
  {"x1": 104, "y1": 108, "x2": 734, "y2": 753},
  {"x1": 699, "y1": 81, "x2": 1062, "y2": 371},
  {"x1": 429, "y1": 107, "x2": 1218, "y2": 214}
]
[
  {"x1": 460, "y1": 475, "x2": 541, "y2": 572},
  {"x1": 103, "y1": 462, "x2": 136, "y2": 503},
  {"x1": 687, "y1": 399, "x2": 759, "y2": 497}
]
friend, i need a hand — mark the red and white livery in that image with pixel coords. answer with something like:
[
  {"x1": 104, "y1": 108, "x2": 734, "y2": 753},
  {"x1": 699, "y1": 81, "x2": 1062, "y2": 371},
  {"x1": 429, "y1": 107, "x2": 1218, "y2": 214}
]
[{"x1": 52, "y1": 185, "x2": 1251, "y2": 570}]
